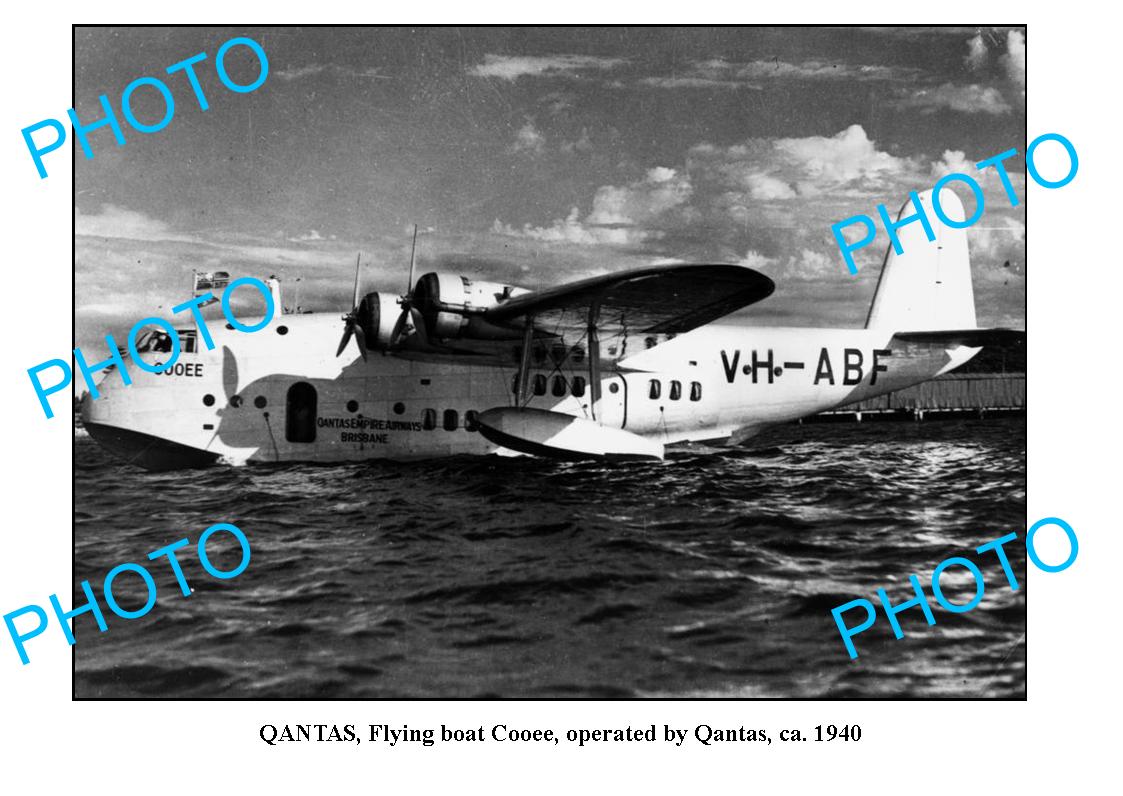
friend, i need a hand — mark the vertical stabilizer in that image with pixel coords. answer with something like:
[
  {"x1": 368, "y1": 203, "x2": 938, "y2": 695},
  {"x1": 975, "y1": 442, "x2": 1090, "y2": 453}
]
[{"x1": 865, "y1": 188, "x2": 977, "y2": 331}]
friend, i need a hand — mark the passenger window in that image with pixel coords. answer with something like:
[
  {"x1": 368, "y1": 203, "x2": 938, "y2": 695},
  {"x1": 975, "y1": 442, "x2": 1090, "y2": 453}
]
[
  {"x1": 690, "y1": 381, "x2": 702, "y2": 401},
  {"x1": 552, "y1": 375, "x2": 567, "y2": 397},
  {"x1": 465, "y1": 410, "x2": 480, "y2": 432},
  {"x1": 443, "y1": 409, "x2": 459, "y2": 431},
  {"x1": 572, "y1": 376, "x2": 586, "y2": 397},
  {"x1": 649, "y1": 380, "x2": 661, "y2": 400},
  {"x1": 533, "y1": 374, "x2": 547, "y2": 396},
  {"x1": 669, "y1": 381, "x2": 682, "y2": 401},
  {"x1": 423, "y1": 408, "x2": 437, "y2": 430},
  {"x1": 179, "y1": 330, "x2": 197, "y2": 354}
]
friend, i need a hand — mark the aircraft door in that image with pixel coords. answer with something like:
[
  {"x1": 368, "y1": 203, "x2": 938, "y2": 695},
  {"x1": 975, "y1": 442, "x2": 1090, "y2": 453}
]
[
  {"x1": 285, "y1": 381, "x2": 318, "y2": 443},
  {"x1": 595, "y1": 372, "x2": 628, "y2": 429}
]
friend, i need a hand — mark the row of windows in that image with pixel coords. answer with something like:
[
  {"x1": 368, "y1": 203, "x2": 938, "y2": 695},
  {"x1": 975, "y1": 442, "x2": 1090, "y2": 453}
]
[
  {"x1": 511, "y1": 373, "x2": 588, "y2": 398},
  {"x1": 209, "y1": 380, "x2": 701, "y2": 428},
  {"x1": 278, "y1": 383, "x2": 483, "y2": 444},
  {"x1": 202, "y1": 393, "x2": 267, "y2": 409},
  {"x1": 649, "y1": 380, "x2": 702, "y2": 402},
  {"x1": 421, "y1": 408, "x2": 480, "y2": 432},
  {"x1": 506, "y1": 374, "x2": 703, "y2": 402},
  {"x1": 209, "y1": 386, "x2": 484, "y2": 435}
]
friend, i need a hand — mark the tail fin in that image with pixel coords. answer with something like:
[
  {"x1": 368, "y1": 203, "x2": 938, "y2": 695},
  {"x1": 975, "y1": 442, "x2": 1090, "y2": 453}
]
[{"x1": 865, "y1": 188, "x2": 977, "y2": 331}]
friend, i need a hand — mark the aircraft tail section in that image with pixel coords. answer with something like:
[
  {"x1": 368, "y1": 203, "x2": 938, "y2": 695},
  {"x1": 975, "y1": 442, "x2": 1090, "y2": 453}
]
[{"x1": 865, "y1": 188, "x2": 977, "y2": 332}]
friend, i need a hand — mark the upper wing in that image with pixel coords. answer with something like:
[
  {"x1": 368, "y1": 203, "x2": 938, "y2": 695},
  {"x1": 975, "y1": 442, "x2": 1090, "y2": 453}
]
[
  {"x1": 483, "y1": 264, "x2": 775, "y2": 333},
  {"x1": 384, "y1": 264, "x2": 774, "y2": 367}
]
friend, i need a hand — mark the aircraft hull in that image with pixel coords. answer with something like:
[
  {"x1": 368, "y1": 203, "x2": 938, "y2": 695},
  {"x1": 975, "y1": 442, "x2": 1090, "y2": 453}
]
[{"x1": 79, "y1": 313, "x2": 977, "y2": 469}]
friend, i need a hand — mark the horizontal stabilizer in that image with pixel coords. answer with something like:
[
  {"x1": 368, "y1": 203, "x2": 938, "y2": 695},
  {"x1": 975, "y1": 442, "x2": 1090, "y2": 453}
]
[
  {"x1": 477, "y1": 407, "x2": 663, "y2": 461},
  {"x1": 892, "y1": 328, "x2": 1025, "y2": 347}
]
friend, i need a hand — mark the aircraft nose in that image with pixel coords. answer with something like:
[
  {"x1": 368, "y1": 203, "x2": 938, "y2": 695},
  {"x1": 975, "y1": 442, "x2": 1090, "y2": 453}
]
[
  {"x1": 78, "y1": 367, "x2": 127, "y2": 425},
  {"x1": 80, "y1": 386, "x2": 112, "y2": 424}
]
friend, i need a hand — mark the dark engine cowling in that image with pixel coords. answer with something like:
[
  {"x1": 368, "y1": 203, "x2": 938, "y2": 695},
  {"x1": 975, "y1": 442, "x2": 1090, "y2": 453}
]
[
  {"x1": 355, "y1": 292, "x2": 403, "y2": 350},
  {"x1": 412, "y1": 272, "x2": 530, "y2": 340}
]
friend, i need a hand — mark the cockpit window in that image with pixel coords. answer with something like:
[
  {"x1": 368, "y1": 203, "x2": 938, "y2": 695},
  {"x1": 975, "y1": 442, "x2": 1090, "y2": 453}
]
[{"x1": 133, "y1": 329, "x2": 174, "y2": 353}]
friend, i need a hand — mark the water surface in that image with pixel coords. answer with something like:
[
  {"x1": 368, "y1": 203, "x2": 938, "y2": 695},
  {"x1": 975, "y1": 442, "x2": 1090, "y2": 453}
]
[{"x1": 74, "y1": 418, "x2": 1026, "y2": 699}]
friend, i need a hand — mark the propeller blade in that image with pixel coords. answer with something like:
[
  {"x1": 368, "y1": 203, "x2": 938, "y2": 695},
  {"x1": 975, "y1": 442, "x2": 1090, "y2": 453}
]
[
  {"x1": 389, "y1": 310, "x2": 409, "y2": 347},
  {"x1": 409, "y1": 306, "x2": 428, "y2": 347},
  {"x1": 353, "y1": 323, "x2": 368, "y2": 361},
  {"x1": 336, "y1": 323, "x2": 354, "y2": 357},
  {"x1": 406, "y1": 225, "x2": 418, "y2": 295},
  {"x1": 351, "y1": 253, "x2": 362, "y2": 309}
]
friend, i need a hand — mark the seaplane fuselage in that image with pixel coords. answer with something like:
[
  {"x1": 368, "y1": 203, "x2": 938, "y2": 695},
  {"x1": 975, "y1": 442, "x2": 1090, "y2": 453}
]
[
  {"x1": 80, "y1": 310, "x2": 972, "y2": 469},
  {"x1": 79, "y1": 189, "x2": 1011, "y2": 469}
]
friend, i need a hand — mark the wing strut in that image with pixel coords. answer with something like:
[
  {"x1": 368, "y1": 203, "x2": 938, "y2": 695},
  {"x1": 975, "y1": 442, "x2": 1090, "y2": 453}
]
[
  {"x1": 517, "y1": 315, "x2": 535, "y2": 406},
  {"x1": 587, "y1": 299, "x2": 602, "y2": 422}
]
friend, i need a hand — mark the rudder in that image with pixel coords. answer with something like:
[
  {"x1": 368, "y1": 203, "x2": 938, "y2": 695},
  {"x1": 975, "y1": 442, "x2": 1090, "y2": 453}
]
[{"x1": 865, "y1": 189, "x2": 977, "y2": 331}]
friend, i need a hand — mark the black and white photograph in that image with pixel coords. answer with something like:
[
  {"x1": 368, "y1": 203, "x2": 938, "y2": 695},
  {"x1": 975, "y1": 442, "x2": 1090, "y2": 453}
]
[{"x1": 69, "y1": 25, "x2": 1029, "y2": 699}]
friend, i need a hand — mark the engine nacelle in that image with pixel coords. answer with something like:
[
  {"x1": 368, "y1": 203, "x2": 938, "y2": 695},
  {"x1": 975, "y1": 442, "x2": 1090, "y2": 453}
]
[
  {"x1": 356, "y1": 292, "x2": 403, "y2": 350},
  {"x1": 412, "y1": 272, "x2": 530, "y2": 340}
]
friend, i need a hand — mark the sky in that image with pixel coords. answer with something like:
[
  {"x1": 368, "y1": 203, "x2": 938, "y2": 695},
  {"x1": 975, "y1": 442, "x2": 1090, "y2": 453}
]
[{"x1": 74, "y1": 26, "x2": 1027, "y2": 353}]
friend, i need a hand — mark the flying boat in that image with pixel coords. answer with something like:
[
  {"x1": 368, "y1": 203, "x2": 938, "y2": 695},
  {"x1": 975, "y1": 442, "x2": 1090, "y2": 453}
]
[{"x1": 79, "y1": 189, "x2": 1022, "y2": 470}]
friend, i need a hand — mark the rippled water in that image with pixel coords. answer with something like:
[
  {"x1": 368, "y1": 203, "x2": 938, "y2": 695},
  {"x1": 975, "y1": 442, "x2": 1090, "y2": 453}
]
[{"x1": 74, "y1": 417, "x2": 1026, "y2": 698}]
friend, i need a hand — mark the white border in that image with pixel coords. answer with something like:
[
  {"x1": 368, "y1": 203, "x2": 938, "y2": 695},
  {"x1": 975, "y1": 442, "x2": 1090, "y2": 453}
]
[{"x1": 1, "y1": 6, "x2": 1111, "y2": 791}]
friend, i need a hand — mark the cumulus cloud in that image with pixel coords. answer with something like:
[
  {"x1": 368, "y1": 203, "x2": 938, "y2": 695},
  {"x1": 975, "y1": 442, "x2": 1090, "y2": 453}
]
[
  {"x1": 510, "y1": 121, "x2": 546, "y2": 155},
  {"x1": 738, "y1": 249, "x2": 778, "y2": 269},
  {"x1": 469, "y1": 54, "x2": 626, "y2": 81},
  {"x1": 894, "y1": 83, "x2": 1011, "y2": 115},
  {"x1": 970, "y1": 215, "x2": 1026, "y2": 261},
  {"x1": 587, "y1": 166, "x2": 692, "y2": 225},
  {"x1": 1001, "y1": 30, "x2": 1026, "y2": 90},
  {"x1": 930, "y1": 150, "x2": 976, "y2": 179},
  {"x1": 783, "y1": 248, "x2": 837, "y2": 280},
  {"x1": 929, "y1": 148, "x2": 1027, "y2": 203},
  {"x1": 965, "y1": 33, "x2": 989, "y2": 70},
  {"x1": 692, "y1": 124, "x2": 912, "y2": 207},
  {"x1": 743, "y1": 173, "x2": 797, "y2": 201},
  {"x1": 772, "y1": 125, "x2": 907, "y2": 185},
  {"x1": 493, "y1": 167, "x2": 692, "y2": 246},
  {"x1": 489, "y1": 121, "x2": 1023, "y2": 317},
  {"x1": 560, "y1": 127, "x2": 593, "y2": 154}
]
